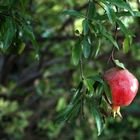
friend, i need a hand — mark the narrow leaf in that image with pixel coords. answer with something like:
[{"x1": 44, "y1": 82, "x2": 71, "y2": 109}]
[
  {"x1": 87, "y1": 75, "x2": 103, "y2": 84},
  {"x1": 87, "y1": 1, "x2": 96, "y2": 19},
  {"x1": 72, "y1": 41, "x2": 81, "y2": 65},
  {"x1": 103, "y1": 81, "x2": 112, "y2": 100},
  {"x1": 94, "y1": 11, "x2": 140, "y2": 21},
  {"x1": 82, "y1": 37, "x2": 91, "y2": 58},
  {"x1": 95, "y1": 84, "x2": 103, "y2": 97},
  {"x1": 123, "y1": 37, "x2": 129, "y2": 54},
  {"x1": 92, "y1": 107, "x2": 104, "y2": 136},
  {"x1": 83, "y1": 78, "x2": 93, "y2": 91},
  {"x1": 57, "y1": 99, "x2": 80, "y2": 122},
  {"x1": 123, "y1": 36, "x2": 132, "y2": 54},
  {"x1": 116, "y1": 19, "x2": 132, "y2": 36},
  {"x1": 62, "y1": 10, "x2": 85, "y2": 18},
  {"x1": 82, "y1": 19, "x2": 89, "y2": 35},
  {"x1": 70, "y1": 82, "x2": 83, "y2": 104},
  {"x1": 106, "y1": 0, "x2": 134, "y2": 16},
  {"x1": 94, "y1": 39, "x2": 101, "y2": 58},
  {"x1": 56, "y1": 82, "x2": 83, "y2": 122},
  {"x1": 113, "y1": 59, "x2": 125, "y2": 69},
  {"x1": 103, "y1": 32, "x2": 119, "y2": 49},
  {"x1": 104, "y1": 3, "x2": 116, "y2": 23},
  {"x1": 2, "y1": 19, "x2": 15, "y2": 50},
  {"x1": 18, "y1": 43, "x2": 25, "y2": 54},
  {"x1": 98, "y1": 24, "x2": 119, "y2": 49}
]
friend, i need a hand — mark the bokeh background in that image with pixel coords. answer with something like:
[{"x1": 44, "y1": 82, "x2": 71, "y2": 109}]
[{"x1": 0, "y1": 0, "x2": 140, "y2": 140}]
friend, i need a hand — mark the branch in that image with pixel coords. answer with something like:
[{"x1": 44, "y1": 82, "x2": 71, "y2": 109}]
[
  {"x1": 13, "y1": 56, "x2": 71, "y2": 89},
  {"x1": 37, "y1": 35, "x2": 78, "y2": 42}
]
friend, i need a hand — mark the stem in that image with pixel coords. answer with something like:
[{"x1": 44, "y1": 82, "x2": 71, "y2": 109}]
[
  {"x1": 81, "y1": 97, "x2": 85, "y2": 119},
  {"x1": 80, "y1": 57, "x2": 84, "y2": 80},
  {"x1": 107, "y1": 6, "x2": 119, "y2": 64},
  {"x1": 86, "y1": 0, "x2": 90, "y2": 17}
]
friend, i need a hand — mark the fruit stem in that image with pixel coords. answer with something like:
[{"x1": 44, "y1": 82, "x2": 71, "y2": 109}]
[{"x1": 112, "y1": 105, "x2": 122, "y2": 118}]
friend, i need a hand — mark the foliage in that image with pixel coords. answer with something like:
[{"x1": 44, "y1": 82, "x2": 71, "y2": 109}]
[{"x1": 0, "y1": 0, "x2": 140, "y2": 139}]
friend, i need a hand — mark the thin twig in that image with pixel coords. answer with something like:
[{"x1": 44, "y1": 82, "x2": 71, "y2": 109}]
[
  {"x1": 80, "y1": 58, "x2": 84, "y2": 80},
  {"x1": 107, "y1": 7, "x2": 119, "y2": 64}
]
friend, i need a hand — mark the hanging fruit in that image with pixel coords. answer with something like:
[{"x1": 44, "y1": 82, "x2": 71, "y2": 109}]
[{"x1": 104, "y1": 67, "x2": 139, "y2": 117}]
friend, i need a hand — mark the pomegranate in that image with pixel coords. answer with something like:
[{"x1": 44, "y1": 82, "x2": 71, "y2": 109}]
[{"x1": 104, "y1": 67, "x2": 139, "y2": 117}]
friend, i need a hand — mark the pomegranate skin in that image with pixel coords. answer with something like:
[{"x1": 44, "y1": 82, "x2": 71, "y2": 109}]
[{"x1": 104, "y1": 68, "x2": 139, "y2": 107}]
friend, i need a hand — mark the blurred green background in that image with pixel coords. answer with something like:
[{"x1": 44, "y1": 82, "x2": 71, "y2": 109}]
[{"x1": 0, "y1": 0, "x2": 140, "y2": 140}]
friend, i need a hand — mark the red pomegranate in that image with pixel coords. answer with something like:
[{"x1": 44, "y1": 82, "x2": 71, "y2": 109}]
[{"x1": 104, "y1": 67, "x2": 139, "y2": 117}]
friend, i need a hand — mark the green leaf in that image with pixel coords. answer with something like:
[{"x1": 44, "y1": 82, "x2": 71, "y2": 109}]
[
  {"x1": 56, "y1": 97, "x2": 66, "y2": 112},
  {"x1": 123, "y1": 36, "x2": 132, "y2": 54},
  {"x1": 62, "y1": 10, "x2": 85, "y2": 18},
  {"x1": 106, "y1": 0, "x2": 134, "y2": 16},
  {"x1": 56, "y1": 99, "x2": 80, "y2": 122},
  {"x1": 82, "y1": 37, "x2": 91, "y2": 58},
  {"x1": 91, "y1": 106, "x2": 104, "y2": 136},
  {"x1": 116, "y1": 19, "x2": 132, "y2": 36},
  {"x1": 94, "y1": 39, "x2": 101, "y2": 58},
  {"x1": 87, "y1": 1, "x2": 96, "y2": 19},
  {"x1": 103, "y1": 2, "x2": 116, "y2": 23},
  {"x1": 95, "y1": 84, "x2": 103, "y2": 97},
  {"x1": 113, "y1": 59, "x2": 126, "y2": 69},
  {"x1": 68, "y1": 101, "x2": 81, "y2": 121},
  {"x1": 72, "y1": 41, "x2": 81, "y2": 65},
  {"x1": 1, "y1": 19, "x2": 16, "y2": 50},
  {"x1": 133, "y1": 11, "x2": 140, "y2": 17},
  {"x1": 103, "y1": 32, "x2": 119, "y2": 49},
  {"x1": 82, "y1": 19, "x2": 89, "y2": 35},
  {"x1": 70, "y1": 82, "x2": 83, "y2": 104},
  {"x1": 22, "y1": 24, "x2": 35, "y2": 41},
  {"x1": 86, "y1": 99, "x2": 104, "y2": 136},
  {"x1": 87, "y1": 75, "x2": 103, "y2": 84},
  {"x1": 56, "y1": 82, "x2": 83, "y2": 122},
  {"x1": 98, "y1": 24, "x2": 119, "y2": 49},
  {"x1": 22, "y1": 24, "x2": 40, "y2": 58},
  {"x1": 83, "y1": 78, "x2": 93, "y2": 91},
  {"x1": 4, "y1": 27, "x2": 14, "y2": 49},
  {"x1": 56, "y1": 81, "x2": 83, "y2": 122},
  {"x1": 103, "y1": 81, "x2": 112, "y2": 100},
  {"x1": 18, "y1": 43, "x2": 26, "y2": 54},
  {"x1": 95, "y1": 11, "x2": 140, "y2": 21}
]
